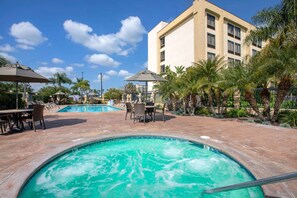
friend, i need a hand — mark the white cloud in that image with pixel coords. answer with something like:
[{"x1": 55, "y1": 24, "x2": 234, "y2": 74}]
[
  {"x1": 63, "y1": 16, "x2": 146, "y2": 55},
  {"x1": 35, "y1": 66, "x2": 73, "y2": 78},
  {"x1": 118, "y1": 70, "x2": 132, "y2": 76},
  {"x1": 106, "y1": 70, "x2": 117, "y2": 76},
  {"x1": 0, "y1": 44, "x2": 15, "y2": 52},
  {"x1": 10, "y1": 21, "x2": 47, "y2": 50},
  {"x1": 105, "y1": 69, "x2": 133, "y2": 77},
  {"x1": 0, "y1": 52, "x2": 17, "y2": 63},
  {"x1": 0, "y1": 35, "x2": 3, "y2": 39},
  {"x1": 93, "y1": 74, "x2": 110, "y2": 83},
  {"x1": 16, "y1": 44, "x2": 34, "y2": 50},
  {"x1": 143, "y1": 61, "x2": 148, "y2": 68},
  {"x1": 116, "y1": 16, "x2": 146, "y2": 44},
  {"x1": 90, "y1": 65, "x2": 99, "y2": 69},
  {"x1": 52, "y1": 58, "x2": 64, "y2": 64},
  {"x1": 85, "y1": 54, "x2": 120, "y2": 67},
  {"x1": 70, "y1": 63, "x2": 84, "y2": 67}
]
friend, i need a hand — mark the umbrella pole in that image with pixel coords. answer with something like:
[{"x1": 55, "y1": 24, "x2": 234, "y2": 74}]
[
  {"x1": 146, "y1": 81, "x2": 148, "y2": 102},
  {"x1": 16, "y1": 82, "x2": 18, "y2": 109}
]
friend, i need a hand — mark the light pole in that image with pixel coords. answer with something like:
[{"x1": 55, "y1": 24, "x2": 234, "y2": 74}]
[{"x1": 100, "y1": 73, "x2": 103, "y2": 100}]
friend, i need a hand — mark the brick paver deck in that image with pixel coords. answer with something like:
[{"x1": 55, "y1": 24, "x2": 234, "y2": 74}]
[{"x1": 0, "y1": 109, "x2": 296, "y2": 197}]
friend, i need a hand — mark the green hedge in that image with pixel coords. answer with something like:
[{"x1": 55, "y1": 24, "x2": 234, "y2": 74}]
[{"x1": 0, "y1": 93, "x2": 25, "y2": 110}]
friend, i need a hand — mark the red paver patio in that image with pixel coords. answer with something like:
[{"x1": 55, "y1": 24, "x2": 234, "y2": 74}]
[{"x1": 0, "y1": 108, "x2": 296, "y2": 197}]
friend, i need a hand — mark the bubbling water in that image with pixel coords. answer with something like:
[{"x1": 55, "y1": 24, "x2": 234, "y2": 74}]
[{"x1": 19, "y1": 137, "x2": 264, "y2": 198}]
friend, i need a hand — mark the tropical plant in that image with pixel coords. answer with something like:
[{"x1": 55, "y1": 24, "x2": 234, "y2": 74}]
[
  {"x1": 104, "y1": 88, "x2": 123, "y2": 100},
  {"x1": 0, "y1": 57, "x2": 11, "y2": 66},
  {"x1": 71, "y1": 78, "x2": 90, "y2": 96},
  {"x1": 193, "y1": 56, "x2": 226, "y2": 115},
  {"x1": 123, "y1": 83, "x2": 136, "y2": 94},
  {"x1": 49, "y1": 72, "x2": 72, "y2": 88},
  {"x1": 279, "y1": 110, "x2": 297, "y2": 127},
  {"x1": 221, "y1": 62, "x2": 264, "y2": 120},
  {"x1": 226, "y1": 108, "x2": 248, "y2": 118}
]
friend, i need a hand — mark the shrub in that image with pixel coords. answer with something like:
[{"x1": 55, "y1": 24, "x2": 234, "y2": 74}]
[
  {"x1": 226, "y1": 108, "x2": 248, "y2": 118},
  {"x1": 0, "y1": 93, "x2": 25, "y2": 110},
  {"x1": 279, "y1": 110, "x2": 297, "y2": 127},
  {"x1": 195, "y1": 107, "x2": 211, "y2": 116}
]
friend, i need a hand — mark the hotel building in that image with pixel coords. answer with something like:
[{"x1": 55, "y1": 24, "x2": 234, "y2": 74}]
[{"x1": 148, "y1": 0, "x2": 264, "y2": 90}]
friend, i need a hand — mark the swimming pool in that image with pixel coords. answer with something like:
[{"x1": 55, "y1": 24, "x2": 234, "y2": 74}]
[
  {"x1": 19, "y1": 136, "x2": 264, "y2": 197},
  {"x1": 58, "y1": 104, "x2": 121, "y2": 113}
]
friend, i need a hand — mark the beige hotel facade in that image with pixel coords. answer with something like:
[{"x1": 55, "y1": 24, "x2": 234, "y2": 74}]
[{"x1": 148, "y1": 0, "x2": 263, "y2": 90}]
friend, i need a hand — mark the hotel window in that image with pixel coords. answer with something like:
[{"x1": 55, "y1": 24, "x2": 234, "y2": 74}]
[
  {"x1": 252, "y1": 49, "x2": 258, "y2": 56},
  {"x1": 207, "y1": 33, "x2": 215, "y2": 49},
  {"x1": 207, "y1": 14, "x2": 215, "y2": 30},
  {"x1": 207, "y1": 52, "x2": 216, "y2": 60},
  {"x1": 160, "y1": 51, "x2": 165, "y2": 62},
  {"x1": 228, "y1": 40, "x2": 234, "y2": 54},
  {"x1": 228, "y1": 23, "x2": 234, "y2": 36},
  {"x1": 160, "y1": 37, "x2": 165, "y2": 48},
  {"x1": 235, "y1": 43, "x2": 241, "y2": 56},
  {"x1": 252, "y1": 39, "x2": 262, "y2": 48},
  {"x1": 235, "y1": 59, "x2": 241, "y2": 64},
  {"x1": 228, "y1": 57, "x2": 235, "y2": 66},
  {"x1": 235, "y1": 27, "x2": 241, "y2": 40},
  {"x1": 161, "y1": 65, "x2": 166, "y2": 73}
]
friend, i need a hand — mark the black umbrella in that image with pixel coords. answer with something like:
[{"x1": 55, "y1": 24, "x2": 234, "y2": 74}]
[
  {"x1": 125, "y1": 69, "x2": 166, "y2": 101},
  {"x1": 0, "y1": 62, "x2": 50, "y2": 109}
]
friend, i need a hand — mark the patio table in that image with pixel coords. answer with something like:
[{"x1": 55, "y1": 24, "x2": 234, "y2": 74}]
[{"x1": 0, "y1": 109, "x2": 33, "y2": 131}]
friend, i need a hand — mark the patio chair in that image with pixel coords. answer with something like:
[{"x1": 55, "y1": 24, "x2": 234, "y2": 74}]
[
  {"x1": 133, "y1": 103, "x2": 146, "y2": 123},
  {"x1": 0, "y1": 114, "x2": 11, "y2": 134},
  {"x1": 21, "y1": 105, "x2": 46, "y2": 132},
  {"x1": 125, "y1": 102, "x2": 134, "y2": 120}
]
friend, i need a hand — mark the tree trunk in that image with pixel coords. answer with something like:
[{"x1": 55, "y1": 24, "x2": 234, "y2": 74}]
[
  {"x1": 272, "y1": 77, "x2": 292, "y2": 122},
  {"x1": 260, "y1": 87, "x2": 271, "y2": 120},
  {"x1": 221, "y1": 93, "x2": 229, "y2": 114},
  {"x1": 215, "y1": 90, "x2": 221, "y2": 114},
  {"x1": 233, "y1": 90, "x2": 241, "y2": 109},
  {"x1": 244, "y1": 91, "x2": 264, "y2": 120},
  {"x1": 208, "y1": 92, "x2": 216, "y2": 116}
]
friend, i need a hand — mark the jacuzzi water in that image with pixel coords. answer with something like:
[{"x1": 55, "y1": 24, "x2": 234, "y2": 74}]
[
  {"x1": 19, "y1": 137, "x2": 264, "y2": 197},
  {"x1": 58, "y1": 104, "x2": 121, "y2": 113}
]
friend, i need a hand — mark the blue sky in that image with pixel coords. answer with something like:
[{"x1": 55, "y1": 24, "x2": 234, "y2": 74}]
[{"x1": 0, "y1": 0, "x2": 281, "y2": 91}]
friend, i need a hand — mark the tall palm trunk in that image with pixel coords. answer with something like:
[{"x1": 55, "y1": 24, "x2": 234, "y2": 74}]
[
  {"x1": 221, "y1": 93, "x2": 229, "y2": 114},
  {"x1": 244, "y1": 91, "x2": 264, "y2": 120},
  {"x1": 215, "y1": 89, "x2": 221, "y2": 114},
  {"x1": 208, "y1": 92, "x2": 216, "y2": 116},
  {"x1": 260, "y1": 87, "x2": 271, "y2": 120},
  {"x1": 272, "y1": 77, "x2": 292, "y2": 122}
]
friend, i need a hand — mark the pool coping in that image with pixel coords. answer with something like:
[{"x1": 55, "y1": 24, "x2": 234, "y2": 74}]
[{"x1": 14, "y1": 133, "x2": 266, "y2": 197}]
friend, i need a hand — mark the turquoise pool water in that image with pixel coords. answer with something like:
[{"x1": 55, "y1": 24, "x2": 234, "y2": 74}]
[
  {"x1": 19, "y1": 137, "x2": 264, "y2": 197},
  {"x1": 58, "y1": 104, "x2": 121, "y2": 113}
]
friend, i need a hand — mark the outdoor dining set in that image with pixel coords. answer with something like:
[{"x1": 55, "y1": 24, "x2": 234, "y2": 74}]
[{"x1": 125, "y1": 102, "x2": 166, "y2": 123}]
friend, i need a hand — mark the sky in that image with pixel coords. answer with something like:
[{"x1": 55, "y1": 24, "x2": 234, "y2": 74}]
[{"x1": 0, "y1": 0, "x2": 281, "y2": 92}]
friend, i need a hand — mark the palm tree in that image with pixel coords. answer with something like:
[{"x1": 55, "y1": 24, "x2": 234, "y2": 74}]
[
  {"x1": 71, "y1": 78, "x2": 90, "y2": 96},
  {"x1": 193, "y1": 56, "x2": 226, "y2": 115},
  {"x1": 260, "y1": 45, "x2": 297, "y2": 121},
  {"x1": 222, "y1": 62, "x2": 264, "y2": 120},
  {"x1": 49, "y1": 72, "x2": 72, "y2": 88},
  {"x1": 245, "y1": 0, "x2": 297, "y2": 47},
  {"x1": 0, "y1": 57, "x2": 11, "y2": 67},
  {"x1": 154, "y1": 66, "x2": 182, "y2": 111}
]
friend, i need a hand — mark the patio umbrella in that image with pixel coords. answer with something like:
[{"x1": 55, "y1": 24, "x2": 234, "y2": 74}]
[
  {"x1": 54, "y1": 91, "x2": 65, "y2": 95},
  {"x1": 126, "y1": 69, "x2": 166, "y2": 101},
  {"x1": 0, "y1": 62, "x2": 50, "y2": 109}
]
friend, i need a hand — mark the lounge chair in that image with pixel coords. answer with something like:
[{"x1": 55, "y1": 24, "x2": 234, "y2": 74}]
[
  {"x1": 125, "y1": 102, "x2": 134, "y2": 120},
  {"x1": 133, "y1": 103, "x2": 146, "y2": 123},
  {"x1": 21, "y1": 105, "x2": 46, "y2": 132}
]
